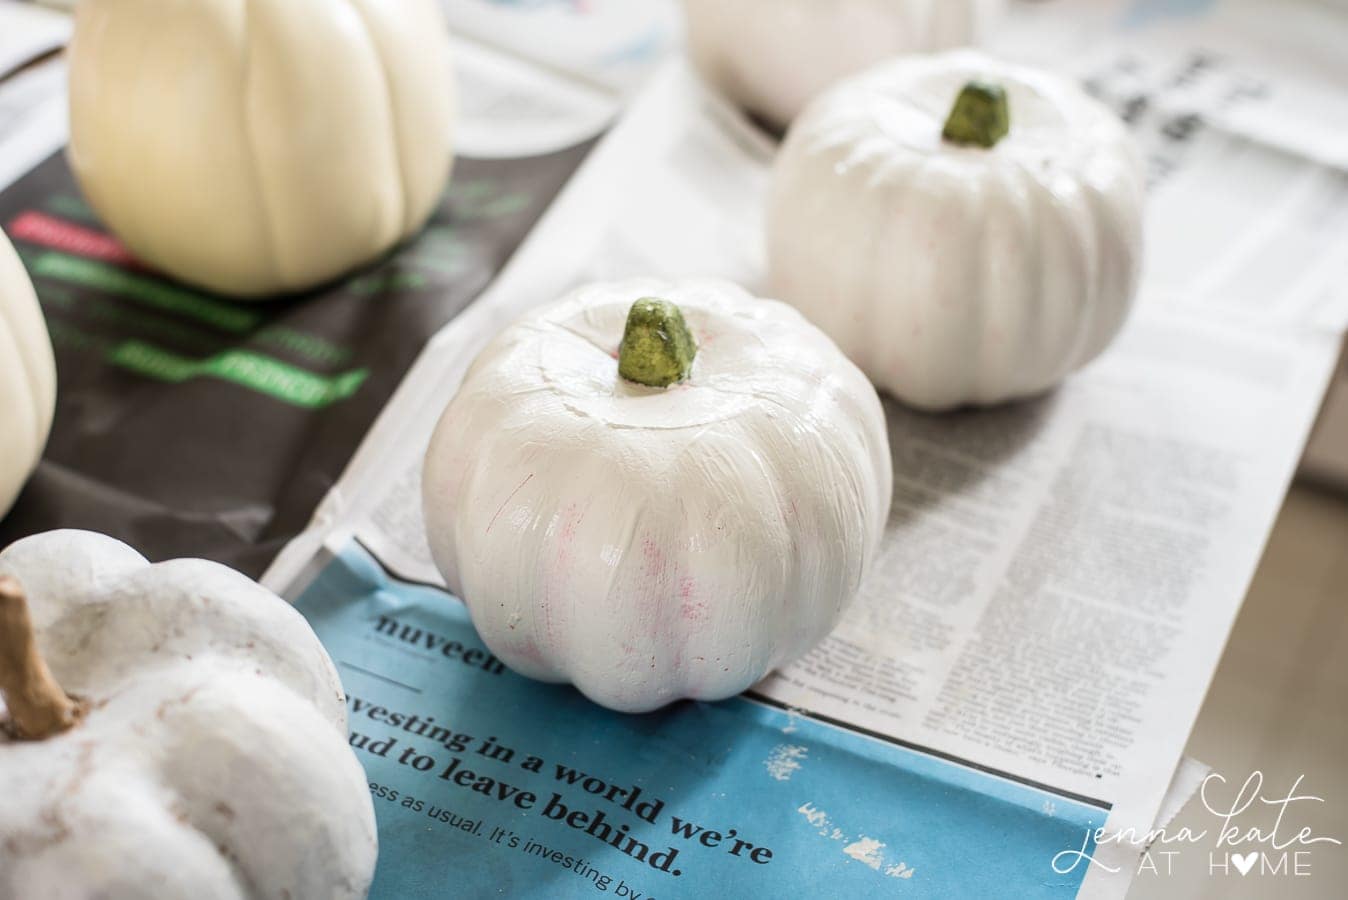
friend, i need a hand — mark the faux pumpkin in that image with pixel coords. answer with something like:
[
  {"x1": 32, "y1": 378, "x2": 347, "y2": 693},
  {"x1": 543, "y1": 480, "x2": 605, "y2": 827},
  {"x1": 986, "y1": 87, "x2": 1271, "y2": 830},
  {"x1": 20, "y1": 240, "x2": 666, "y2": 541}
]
[
  {"x1": 683, "y1": 0, "x2": 1001, "y2": 128},
  {"x1": 68, "y1": 0, "x2": 456, "y2": 298},
  {"x1": 767, "y1": 51, "x2": 1146, "y2": 410},
  {"x1": 0, "y1": 530, "x2": 377, "y2": 899},
  {"x1": 0, "y1": 231, "x2": 55, "y2": 518},
  {"x1": 422, "y1": 278, "x2": 892, "y2": 714}
]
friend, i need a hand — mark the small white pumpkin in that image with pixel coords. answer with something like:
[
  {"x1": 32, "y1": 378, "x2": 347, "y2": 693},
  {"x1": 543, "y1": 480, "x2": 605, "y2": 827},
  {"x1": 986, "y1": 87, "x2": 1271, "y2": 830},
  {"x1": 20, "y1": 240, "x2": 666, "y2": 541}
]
[
  {"x1": 683, "y1": 0, "x2": 1002, "y2": 128},
  {"x1": 68, "y1": 0, "x2": 456, "y2": 298},
  {"x1": 422, "y1": 279, "x2": 892, "y2": 713},
  {"x1": 0, "y1": 231, "x2": 55, "y2": 518},
  {"x1": 0, "y1": 530, "x2": 377, "y2": 899},
  {"x1": 767, "y1": 51, "x2": 1146, "y2": 410}
]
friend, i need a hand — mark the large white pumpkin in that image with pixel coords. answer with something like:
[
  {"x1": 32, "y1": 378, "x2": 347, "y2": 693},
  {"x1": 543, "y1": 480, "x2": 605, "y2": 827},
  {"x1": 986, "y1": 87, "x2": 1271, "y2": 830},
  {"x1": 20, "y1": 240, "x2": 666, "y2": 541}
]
[
  {"x1": 768, "y1": 51, "x2": 1146, "y2": 410},
  {"x1": 0, "y1": 530, "x2": 377, "y2": 899},
  {"x1": 68, "y1": 0, "x2": 457, "y2": 298},
  {"x1": 0, "y1": 231, "x2": 55, "y2": 518},
  {"x1": 684, "y1": 0, "x2": 1002, "y2": 128},
  {"x1": 422, "y1": 279, "x2": 892, "y2": 713}
]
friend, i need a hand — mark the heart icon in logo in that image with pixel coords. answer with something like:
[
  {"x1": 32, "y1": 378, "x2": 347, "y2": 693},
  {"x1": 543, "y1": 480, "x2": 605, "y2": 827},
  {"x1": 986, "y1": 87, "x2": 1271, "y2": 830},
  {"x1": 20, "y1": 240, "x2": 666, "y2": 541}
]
[{"x1": 1231, "y1": 852, "x2": 1259, "y2": 876}]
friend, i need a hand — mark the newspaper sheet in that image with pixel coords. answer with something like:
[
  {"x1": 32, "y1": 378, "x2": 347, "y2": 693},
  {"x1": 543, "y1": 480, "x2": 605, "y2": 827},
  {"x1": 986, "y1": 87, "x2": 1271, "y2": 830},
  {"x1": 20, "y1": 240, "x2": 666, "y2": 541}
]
[
  {"x1": 1, "y1": 0, "x2": 1338, "y2": 897},
  {"x1": 0, "y1": 0, "x2": 67, "y2": 81},
  {"x1": 265, "y1": 0, "x2": 1348, "y2": 889},
  {"x1": 438, "y1": 0, "x2": 680, "y2": 98},
  {"x1": 995, "y1": 0, "x2": 1348, "y2": 332},
  {"x1": 0, "y1": 49, "x2": 63, "y2": 189},
  {"x1": 293, "y1": 539, "x2": 1117, "y2": 897},
  {"x1": 262, "y1": 45, "x2": 1337, "y2": 889}
]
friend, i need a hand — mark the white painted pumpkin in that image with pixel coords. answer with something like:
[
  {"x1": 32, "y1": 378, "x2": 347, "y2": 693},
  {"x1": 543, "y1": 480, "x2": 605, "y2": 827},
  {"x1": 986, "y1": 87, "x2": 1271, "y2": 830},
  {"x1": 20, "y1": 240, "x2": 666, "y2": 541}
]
[
  {"x1": 422, "y1": 279, "x2": 892, "y2": 713},
  {"x1": 767, "y1": 51, "x2": 1146, "y2": 410},
  {"x1": 0, "y1": 231, "x2": 55, "y2": 518},
  {"x1": 68, "y1": 0, "x2": 456, "y2": 298},
  {"x1": 683, "y1": 0, "x2": 1002, "y2": 128},
  {"x1": 0, "y1": 530, "x2": 377, "y2": 899}
]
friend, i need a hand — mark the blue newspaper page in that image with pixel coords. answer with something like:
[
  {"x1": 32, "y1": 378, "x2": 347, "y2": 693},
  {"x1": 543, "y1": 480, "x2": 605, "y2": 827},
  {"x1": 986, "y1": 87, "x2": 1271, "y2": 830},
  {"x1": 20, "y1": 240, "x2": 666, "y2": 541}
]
[{"x1": 294, "y1": 540, "x2": 1105, "y2": 898}]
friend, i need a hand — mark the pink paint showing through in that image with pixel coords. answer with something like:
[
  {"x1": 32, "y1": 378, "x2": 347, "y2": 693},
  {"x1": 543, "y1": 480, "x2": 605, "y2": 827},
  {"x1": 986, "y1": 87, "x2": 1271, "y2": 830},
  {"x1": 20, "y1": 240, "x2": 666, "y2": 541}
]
[
  {"x1": 679, "y1": 575, "x2": 708, "y2": 624},
  {"x1": 641, "y1": 535, "x2": 667, "y2": 579},
  {"x1": 506, "y1": 639, "x2": 546, "y2": 667},
  {"x1": 541, "y1": 502, "x2": 584, "y2": 645}
]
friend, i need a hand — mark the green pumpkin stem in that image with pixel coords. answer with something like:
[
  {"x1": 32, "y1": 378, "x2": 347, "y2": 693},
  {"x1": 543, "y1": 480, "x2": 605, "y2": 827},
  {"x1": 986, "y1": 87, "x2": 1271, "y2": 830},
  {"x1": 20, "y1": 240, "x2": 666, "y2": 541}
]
[
  {"x1": 942, "y1": 80, "x2": 1010, "y2": 149},
  {"x1": 0, "y1": 576, "x2": 84, "y2": 740},
  {"x1": 618, "y1": 297, "x2": 697, "y2": 388}
]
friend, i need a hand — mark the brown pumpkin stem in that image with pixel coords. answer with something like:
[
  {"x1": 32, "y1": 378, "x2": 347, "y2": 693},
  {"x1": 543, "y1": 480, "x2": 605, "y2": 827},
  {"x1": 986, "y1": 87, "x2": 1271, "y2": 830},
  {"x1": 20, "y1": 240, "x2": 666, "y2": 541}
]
[{"x1": 0, "y1": 576, "x2": 84, "y2": 740}]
